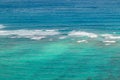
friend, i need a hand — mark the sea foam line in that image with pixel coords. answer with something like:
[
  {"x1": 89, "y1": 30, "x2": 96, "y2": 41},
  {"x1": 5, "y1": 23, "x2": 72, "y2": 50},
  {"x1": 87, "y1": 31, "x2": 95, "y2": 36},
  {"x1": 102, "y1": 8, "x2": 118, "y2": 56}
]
[
  {"x1": 77, "y1": 40, "x2": 88, "y2": 43},
  {"x1": 0, "y1": 24, "x2": 120, "y2": 43},
  {"x1": 68, "y1": 31, "x2": 98, "y2": 38},
  {"x1": 0, "y1": 29, "x2": 60, "y2": 40},
  {"x1": 101, "y1": 34, "x2": 120, "y2": 39}
]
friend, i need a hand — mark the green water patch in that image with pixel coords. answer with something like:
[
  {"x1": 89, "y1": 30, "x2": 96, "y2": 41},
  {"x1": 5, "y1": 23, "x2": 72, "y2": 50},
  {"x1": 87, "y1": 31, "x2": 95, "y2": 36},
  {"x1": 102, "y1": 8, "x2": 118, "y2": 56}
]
[
  {"x1": 0, "y1": 38, "x2": 120, "y2": 80},
  {"x1": 0, "y1": 41, "x2": 70, "y2": 64},
  {"x1": 17, "y1": 42, "x2": 69, "y2": 61}
]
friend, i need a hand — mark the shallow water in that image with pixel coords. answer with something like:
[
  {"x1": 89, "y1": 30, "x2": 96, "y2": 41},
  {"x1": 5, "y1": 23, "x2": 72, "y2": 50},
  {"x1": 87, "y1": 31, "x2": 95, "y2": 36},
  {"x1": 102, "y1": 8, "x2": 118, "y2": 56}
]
[
  {"x1": 0, "y1": 32, "x2": 120, "y2": 80},
  {"x1": 0, "y1": 0, "x2": 120, "y2": 80}
]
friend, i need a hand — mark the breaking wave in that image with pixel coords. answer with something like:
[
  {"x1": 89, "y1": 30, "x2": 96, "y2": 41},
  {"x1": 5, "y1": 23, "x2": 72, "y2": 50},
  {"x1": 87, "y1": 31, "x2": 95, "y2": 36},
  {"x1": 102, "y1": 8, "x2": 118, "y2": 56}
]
[
  {"x1": 68, "y1": 31, "x2": 98, "y2": 38},
  {"x1": 0, "y1": 29, "x2": 60, "y2": 40},
  {"x1": 0, "y1": 24, "x2": 120, "y2": 46},
  {"x1": 77, "y1": 40, "x2": 88, "y2": 43},
  {"x1": 101, "y1": 34, "x2": 120, "y2": 39}
]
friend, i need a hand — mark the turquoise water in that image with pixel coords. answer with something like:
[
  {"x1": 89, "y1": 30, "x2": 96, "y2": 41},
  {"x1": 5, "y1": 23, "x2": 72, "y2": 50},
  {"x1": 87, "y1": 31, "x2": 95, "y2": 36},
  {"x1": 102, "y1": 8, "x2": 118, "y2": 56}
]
[
  {"x1": 0, "y1": 31, "x2": 120, "y2": 80},
  {"x1": 0, "y1": 0, "x2": 120, "y2": 80}
]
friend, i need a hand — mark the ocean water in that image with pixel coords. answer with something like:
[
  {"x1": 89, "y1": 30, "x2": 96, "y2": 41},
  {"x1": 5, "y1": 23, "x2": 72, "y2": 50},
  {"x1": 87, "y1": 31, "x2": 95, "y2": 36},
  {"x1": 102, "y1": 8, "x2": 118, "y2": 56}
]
[{"x1": 0, "y1": 0, "x2": 120, "y2": 80}]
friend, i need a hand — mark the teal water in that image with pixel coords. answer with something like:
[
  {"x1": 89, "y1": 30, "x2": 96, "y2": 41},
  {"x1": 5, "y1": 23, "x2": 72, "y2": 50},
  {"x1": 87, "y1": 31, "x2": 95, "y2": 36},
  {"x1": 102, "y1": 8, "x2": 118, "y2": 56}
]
[
  {"x1": 0, "y1": 32, "x2": 120, "y2": 80},
  {"x1": 0, "y1": 0, "x2": 120, "y2": 80}
]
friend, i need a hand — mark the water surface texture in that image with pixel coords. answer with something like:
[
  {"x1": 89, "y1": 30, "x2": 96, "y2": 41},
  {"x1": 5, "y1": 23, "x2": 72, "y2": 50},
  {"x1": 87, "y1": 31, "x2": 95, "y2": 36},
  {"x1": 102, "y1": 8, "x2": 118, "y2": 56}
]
[{"x1": 0, "y1": 0, "x2": 120, "y2": 80}]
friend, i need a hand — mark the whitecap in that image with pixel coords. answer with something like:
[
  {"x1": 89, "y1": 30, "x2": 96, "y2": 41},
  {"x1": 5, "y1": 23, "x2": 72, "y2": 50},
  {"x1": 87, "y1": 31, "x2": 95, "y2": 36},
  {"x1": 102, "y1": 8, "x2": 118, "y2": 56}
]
[
  {"x1": 0, "y1": 29, "x2": 60, "y2": 40},
  {"x1": 77, "y1": 40, "x2": 88, "y2": 43},
  {"x1": 103, "y1": 40, "x2": 116, "y2": 43},
  {"x1": 103, "y1": 40, "x2": 116, "y2": 45},
  {"x1": 68, "y1": 31, "x2": 98, "y2": 38},
  {"x1": 101, "y1": 34, "x2": 120, "y2": 39},
  {"x1": 59, "y1": 36, "x2": 67, "y2": 39},
  {"x1": 30, "y1": 36, "x2": 46, "y2": 40}
]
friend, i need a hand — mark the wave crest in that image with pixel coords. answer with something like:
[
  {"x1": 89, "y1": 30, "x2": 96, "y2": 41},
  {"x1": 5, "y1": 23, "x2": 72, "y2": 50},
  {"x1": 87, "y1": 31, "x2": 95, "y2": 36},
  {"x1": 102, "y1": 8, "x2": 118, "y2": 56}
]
[
  {"x1": 68, "y1": 31, "x2": 98, "y2": 38},
  {"x1": 101, "y1": 34, "x2": 120, "y2": 39},
  {"x1": 0, "y1": 29, "x2": 60, "y2": 40}
]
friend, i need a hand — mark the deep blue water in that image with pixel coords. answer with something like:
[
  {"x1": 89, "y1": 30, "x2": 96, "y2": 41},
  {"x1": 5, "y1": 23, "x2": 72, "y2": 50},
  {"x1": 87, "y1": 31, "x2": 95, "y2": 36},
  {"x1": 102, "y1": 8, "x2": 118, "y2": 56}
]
[
  {"x1": 0, "y1": 0, "x2": 120, "y2": 80},
  {"x1": 0, "y1": 0, "x2": 120, "y2": 30}
]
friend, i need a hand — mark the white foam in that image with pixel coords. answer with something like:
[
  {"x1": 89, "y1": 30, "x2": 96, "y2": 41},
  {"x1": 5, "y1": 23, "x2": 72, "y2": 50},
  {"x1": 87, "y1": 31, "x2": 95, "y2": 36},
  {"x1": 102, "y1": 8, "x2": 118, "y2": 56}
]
[
  {"x1": 59, "y1": 36, "x2": 67, "y2": 39},
  {"x1": 103, "y1": 40, "x2": 116, "y2": 43},
  {"x1": 0, "y1": 29, "x2": 60, "y2": 40},
  {"x1": 68, "y1": 31, "x2": 98, "y2": 38},
  {"x1": 77, "y1": 40, "x2": 88, "y2": 43},
  {"x1": 103, "y1": 40, "x2": 116, "y2": 45},
  {"x1": 29, "y1": 36, "x2": 46, "y2": 40},
  {"x1": 101, "y1": 34, "x2": 120, "y2": 39}
]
